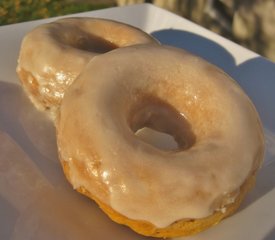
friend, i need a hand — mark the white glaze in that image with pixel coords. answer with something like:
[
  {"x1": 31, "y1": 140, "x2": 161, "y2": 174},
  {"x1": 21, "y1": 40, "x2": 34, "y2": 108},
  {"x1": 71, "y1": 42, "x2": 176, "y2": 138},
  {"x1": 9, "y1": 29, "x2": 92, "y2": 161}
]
[{"x1": 57, "y1": 45, "x2": 264, "y2": 228}]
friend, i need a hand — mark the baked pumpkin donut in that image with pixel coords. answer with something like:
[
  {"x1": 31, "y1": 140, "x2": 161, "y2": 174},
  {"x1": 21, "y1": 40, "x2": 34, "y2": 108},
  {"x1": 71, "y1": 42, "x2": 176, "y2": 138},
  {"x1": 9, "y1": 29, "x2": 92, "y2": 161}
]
[
  {"x1": 56, "y1": 45, "x2": 264, "y2": 238},
  {"x1": 16, "y1": 17, "x2": 158, "y2": 118}
]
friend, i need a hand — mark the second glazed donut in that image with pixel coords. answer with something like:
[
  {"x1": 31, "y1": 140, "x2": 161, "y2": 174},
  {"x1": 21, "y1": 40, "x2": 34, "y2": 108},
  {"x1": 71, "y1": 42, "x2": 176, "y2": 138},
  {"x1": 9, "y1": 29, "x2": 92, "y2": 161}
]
[{"x1": 16, "y1": 17, "x2": 158, "y2": 118}]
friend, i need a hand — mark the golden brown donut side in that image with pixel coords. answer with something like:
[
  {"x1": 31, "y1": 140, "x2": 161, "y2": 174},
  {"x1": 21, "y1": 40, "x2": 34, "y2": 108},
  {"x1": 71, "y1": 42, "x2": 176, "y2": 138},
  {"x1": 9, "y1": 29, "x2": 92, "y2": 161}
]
[
  {"x1": 59, "y1": 149, "x2": 263, "y2": 238},
  {"x1": 17, "y1": 68, "x2": 59, "y2": 113}
]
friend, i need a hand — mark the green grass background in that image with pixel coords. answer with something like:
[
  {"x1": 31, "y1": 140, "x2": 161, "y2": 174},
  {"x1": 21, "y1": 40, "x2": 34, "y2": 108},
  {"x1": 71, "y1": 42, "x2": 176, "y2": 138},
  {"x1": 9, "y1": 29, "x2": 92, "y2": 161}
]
[{"x1": 0, "y1": 0, "x2": 113, "y2": 26}]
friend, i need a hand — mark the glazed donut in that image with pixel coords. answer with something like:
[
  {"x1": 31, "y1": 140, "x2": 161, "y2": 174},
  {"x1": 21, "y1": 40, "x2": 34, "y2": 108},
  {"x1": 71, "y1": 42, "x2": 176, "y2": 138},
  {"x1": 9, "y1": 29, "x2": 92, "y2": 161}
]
[
  {"x1": 16, "y1": 17, "x2": 158, "y2": 118},
  {"x1": 56, "y1": 45, "x2": 264, "y2": 238}
]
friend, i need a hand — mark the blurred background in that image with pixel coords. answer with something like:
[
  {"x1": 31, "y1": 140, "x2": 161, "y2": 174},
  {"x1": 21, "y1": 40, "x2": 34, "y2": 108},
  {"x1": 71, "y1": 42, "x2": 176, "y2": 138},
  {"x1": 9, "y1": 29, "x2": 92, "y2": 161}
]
[{"x1": 0, "y1": 0, "x2": 274, "y2": 62}]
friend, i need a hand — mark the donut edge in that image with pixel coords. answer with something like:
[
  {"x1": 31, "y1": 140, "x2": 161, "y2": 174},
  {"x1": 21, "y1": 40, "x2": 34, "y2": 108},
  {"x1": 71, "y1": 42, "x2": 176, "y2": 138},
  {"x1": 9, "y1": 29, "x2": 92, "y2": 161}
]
[
  {"x1": 59, "y1": 155, "x2": 261, "y2": 238},
  {"x1": 16, "y1": 67, "x2": 59, "y2": 119}
]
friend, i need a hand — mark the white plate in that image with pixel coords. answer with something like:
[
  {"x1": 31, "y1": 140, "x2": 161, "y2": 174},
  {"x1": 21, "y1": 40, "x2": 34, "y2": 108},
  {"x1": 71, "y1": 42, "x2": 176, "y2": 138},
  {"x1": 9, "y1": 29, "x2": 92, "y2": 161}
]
[{"x1": 0, "y1": 4, "x2": 275, "y2": 240}]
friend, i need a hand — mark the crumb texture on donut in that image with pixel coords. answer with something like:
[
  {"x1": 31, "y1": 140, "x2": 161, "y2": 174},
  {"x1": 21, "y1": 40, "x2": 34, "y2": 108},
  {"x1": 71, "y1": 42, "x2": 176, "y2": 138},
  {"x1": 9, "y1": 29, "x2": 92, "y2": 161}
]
[{"x1": 56, "y1": 45, "x2": 264, "y2": 237}]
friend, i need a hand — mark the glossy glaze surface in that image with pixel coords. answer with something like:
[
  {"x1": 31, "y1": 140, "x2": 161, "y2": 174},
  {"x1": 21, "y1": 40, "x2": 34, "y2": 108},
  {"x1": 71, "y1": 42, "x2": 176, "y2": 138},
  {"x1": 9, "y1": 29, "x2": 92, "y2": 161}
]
[{"x1": 57, "y1": 45, "x2": 264, "y2": 228}]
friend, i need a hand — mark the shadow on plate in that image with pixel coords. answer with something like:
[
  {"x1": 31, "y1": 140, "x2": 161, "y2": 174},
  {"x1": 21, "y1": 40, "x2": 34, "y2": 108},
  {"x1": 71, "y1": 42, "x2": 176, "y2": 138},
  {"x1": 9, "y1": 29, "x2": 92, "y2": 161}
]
[
  {"x1": 0, "y1": 196, "x2": 19, "y2": 240},
  {"x1": 264, "y1": 226, "x2": 275, "y2": 240},
  {"x1": 0, "y1": 82, "x2": 61, "y2": 184},
  {"x1": 0, "y1": 81, "x2": 154, "y2": 240}
]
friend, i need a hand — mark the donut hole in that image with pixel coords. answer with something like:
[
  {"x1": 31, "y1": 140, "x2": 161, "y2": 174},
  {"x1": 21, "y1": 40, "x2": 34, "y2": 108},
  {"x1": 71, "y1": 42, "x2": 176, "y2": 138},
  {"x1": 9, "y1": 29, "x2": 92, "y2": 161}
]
[
  {"x1": 129, "y1": 96, "x2": 196, "y2": 151},
  {"x1": 67, "y1": 33, "x2": 118, "y2": 54},
  {"x1": 52, "y1": 26, "x2": 118, "y2": 53},
  {"x1": 135, "y1": 127, "x2": 178, "y2": 151}
]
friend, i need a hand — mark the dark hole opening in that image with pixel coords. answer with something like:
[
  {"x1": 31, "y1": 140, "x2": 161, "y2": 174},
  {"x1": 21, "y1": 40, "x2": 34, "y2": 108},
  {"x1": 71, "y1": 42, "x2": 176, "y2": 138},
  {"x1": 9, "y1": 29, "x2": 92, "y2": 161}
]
[
  {"x1": 128, "y1": 95, "x2": 196, "y2": 152},
  {"x1": 52, "y1": 24, "x2": 118, "y2": 54}
]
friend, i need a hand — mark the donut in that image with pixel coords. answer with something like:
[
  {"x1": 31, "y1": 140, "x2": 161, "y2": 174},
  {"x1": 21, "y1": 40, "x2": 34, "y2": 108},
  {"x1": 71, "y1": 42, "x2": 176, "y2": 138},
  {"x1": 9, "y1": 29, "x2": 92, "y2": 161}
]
[
  {"x1": 56, "y1": 45, "x2": 264, "y2": 238},
  {"x1": 16, "y1": 17, "x2": 158, "y2": 118}
]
